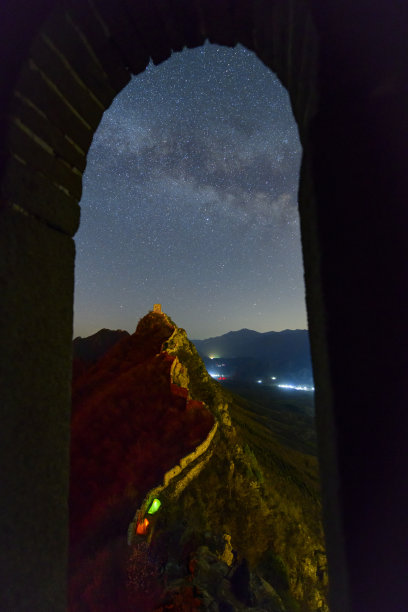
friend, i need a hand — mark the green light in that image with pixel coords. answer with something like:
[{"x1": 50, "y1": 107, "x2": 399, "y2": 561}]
[{"x1": 147, "y1": 498, "x2": 161, "y2": 515}]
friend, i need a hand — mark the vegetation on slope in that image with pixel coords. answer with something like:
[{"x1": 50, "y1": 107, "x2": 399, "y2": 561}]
[
  {"x1": 69, "y1": 313, "x2": 328, "y2": 611},
  {"x1": 148, "y1": 324, "x2": 328, "y2": 611}
]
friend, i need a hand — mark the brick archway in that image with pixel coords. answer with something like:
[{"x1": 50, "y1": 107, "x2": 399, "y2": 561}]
[{"x1": 1, "y1": 2, "x2": 407, "y2": 611}]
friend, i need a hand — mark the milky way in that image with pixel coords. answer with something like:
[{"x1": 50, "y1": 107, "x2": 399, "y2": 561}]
[{"x1": 74, "y1": 43, "x2": 305, "y2": 339}]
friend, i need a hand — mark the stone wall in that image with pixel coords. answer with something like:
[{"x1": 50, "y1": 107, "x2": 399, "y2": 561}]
[
  {"x1": 166, "y1": 422, "x2": 218, "y2": 481},
  {"x1": 127, "y1": 320, "x2": 218, "y2": 545},
  {"x1": 128, "y1": 421, "x2": 219, "y2": 545}
]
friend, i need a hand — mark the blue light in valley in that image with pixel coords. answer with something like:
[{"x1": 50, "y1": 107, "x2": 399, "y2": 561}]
[{"x1": 278, "y1": 383, "x2": 315, "y2": 392}]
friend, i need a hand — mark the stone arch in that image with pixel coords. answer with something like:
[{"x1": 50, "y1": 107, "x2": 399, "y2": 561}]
[{"x1": 1, "y1": 1, "x2": 407, "y2": 611}]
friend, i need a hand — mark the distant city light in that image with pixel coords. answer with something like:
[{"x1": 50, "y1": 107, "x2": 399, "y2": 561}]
[
  {"x1": 257, "y1": 380, "x2": 262, "y2": 384},
  {"x1": 271, "y1": 376, "x2": 277, "y2": 380},
  {"x1": 209, "y1": 372, "x2": 227, "y2": 381},
  {"x1": 278, "y1": 384, "x2": 315, "y2": 392}
]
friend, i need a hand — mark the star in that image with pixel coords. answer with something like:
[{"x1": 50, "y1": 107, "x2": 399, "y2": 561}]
[{"x1": 74, "y1": 43, "x2": 306, "y2": 339}]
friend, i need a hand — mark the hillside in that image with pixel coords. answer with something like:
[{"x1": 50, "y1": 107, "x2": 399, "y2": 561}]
[
  {"x1": 69, "y1": 311, "x2": 214, "y2": 608},
  {"x1": 222, "y1": 380, "x2": 317, "y2": 455},
  {"x1": 69, "y1": 311, "x2": 328, "y2": 611},
  {"x1": 193, "y1": 328, "x2": 313, "y2": 385},
  {"x1": 72, "y1": 328, "x2": 129, "y2": 379}
]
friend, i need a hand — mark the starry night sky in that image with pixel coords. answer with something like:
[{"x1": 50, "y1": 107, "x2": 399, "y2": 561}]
[{"x1": 73, "y1": 43, "x2": 305, "y2": 340}]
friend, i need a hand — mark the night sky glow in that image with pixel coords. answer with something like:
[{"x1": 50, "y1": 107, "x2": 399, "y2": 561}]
[{"x1": 74, "y1": 43, "x2": 305, "y2": 340}]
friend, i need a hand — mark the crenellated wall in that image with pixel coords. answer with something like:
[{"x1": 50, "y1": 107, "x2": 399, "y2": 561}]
[{"x1": 128, "y1": 421, "x2": 218, "y2": 545}]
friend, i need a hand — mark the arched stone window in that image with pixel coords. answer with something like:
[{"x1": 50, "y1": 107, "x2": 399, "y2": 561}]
[{"x1": 1, "y1": 2, "x2": 407, "y2": 611}]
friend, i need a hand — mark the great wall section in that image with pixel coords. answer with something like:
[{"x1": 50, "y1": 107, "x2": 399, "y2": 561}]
[{"x1": 128, "y1": 306, "x2": 230, "y2": 545}]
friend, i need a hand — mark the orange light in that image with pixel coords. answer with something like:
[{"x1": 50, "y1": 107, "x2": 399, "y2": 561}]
[{"x1": 136, "y1": 518, "x2": 150, "y2": 535}]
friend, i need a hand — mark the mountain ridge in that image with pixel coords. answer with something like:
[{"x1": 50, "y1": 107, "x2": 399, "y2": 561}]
[
  {"x1": 192, "y1": 327, "x2": 308, "y2": 342},
  {"x1": 192, "y1": 327, "x2": 309, "y2": 351},
  {"x1": 193, "y1": 327, "x2": 313, "y2": 385}
]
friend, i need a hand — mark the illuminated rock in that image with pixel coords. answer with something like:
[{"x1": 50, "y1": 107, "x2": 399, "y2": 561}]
[{"x1": 219, "y1": 534, "x2": 234, "y2": 567}]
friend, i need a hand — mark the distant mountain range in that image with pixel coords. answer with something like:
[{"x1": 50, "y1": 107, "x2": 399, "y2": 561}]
[
  {"x1": 192, "y1": 328, "x2": 313, "y2": 385},
  {"x1": 73, "y1": 327, "x2": 314, "y2": 386}
]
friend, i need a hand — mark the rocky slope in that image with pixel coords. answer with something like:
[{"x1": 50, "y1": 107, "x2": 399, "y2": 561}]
[{"x1": 69, "y1": 310, "x2": 328, "y2": 611}]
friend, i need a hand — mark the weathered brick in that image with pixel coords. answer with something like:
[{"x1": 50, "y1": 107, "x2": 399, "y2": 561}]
[
  {"x1": 8, "y1": 92, "x2": 86, "y2": 171},
  {"x1": 168, "y1": 0, "x2": 206, "y2": 49},
  {"x1": 41, "y1": 9, "x2": 117, "y2": 109},
  {"x1": 1, "y1": 156, "x2": 80, "y2": 236},
  {"x1": 200, "y1": 0, "x2": 238, "y2": 47},
  {"x1": 92, "y1": 0, "x2": 151, "y2": 74},
  {"x1": 253, "y1": 0, "x2": 291, "y2": 90},
  {"x1": 66, "y1": 0, "x2": 132, "y2": 93},
  {"x1": 295, "y1": 19, "x2": 319, "y2": 134},
  {"x1": 5, "y1": 121, "x2": 83, "y2": 200},
  {"x1": 153, "y1": 0, "x2": 186, "y2": 52},
  {"x1": 253, "y1": 0, "x2": 318, "y2": 135},
  {"x1": 281, "y1": 6, "x2": 318, "y2": 132},
  {"x1": 230, "y1": 0, "x2": 256, "y2": 50},
  {"x1": 123, "y1": 0, "x2": 173, "y2": 65},
  {"x1": 15, "y1": 63, "x2": 93, "y2": 153},
  {"x1": 0, "y1": 203, "x2": 74, "y2": 611},
  {"x1": 30, "y1": 35, "x2": 104, "y2": 131}
]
